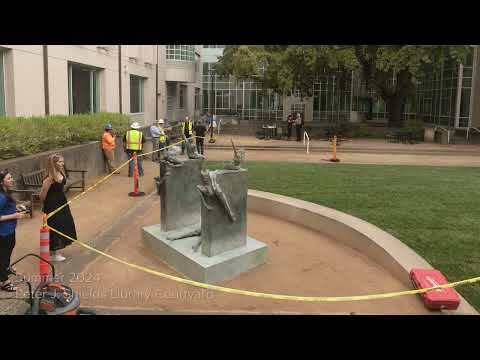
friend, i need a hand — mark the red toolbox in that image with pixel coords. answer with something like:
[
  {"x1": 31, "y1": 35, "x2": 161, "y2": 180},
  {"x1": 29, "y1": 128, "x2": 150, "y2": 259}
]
[{"x1": 410, "y1": 268, "x2": 460, "y2": 310}]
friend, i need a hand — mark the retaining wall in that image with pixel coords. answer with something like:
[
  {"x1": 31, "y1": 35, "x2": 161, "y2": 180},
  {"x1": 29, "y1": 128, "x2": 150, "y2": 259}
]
[{"x1": 248, "y1": 189, "x2": 478, "y2": 315}]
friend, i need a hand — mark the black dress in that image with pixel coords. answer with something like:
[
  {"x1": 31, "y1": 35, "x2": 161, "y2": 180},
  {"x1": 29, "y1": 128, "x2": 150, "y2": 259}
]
[{"x1": 42, "y1": 177, "x2": 76, "y2": 251}]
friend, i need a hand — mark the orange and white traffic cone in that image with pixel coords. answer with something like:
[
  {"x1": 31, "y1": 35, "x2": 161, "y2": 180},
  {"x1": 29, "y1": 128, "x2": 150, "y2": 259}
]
[
  {"x1": 129, "y1": 152, "x2": 146, "y2": 197},
  {"x1": 330, "y1": 135, "x2": 340, "y2": 162},
  {"x1": 39, "y1": 214, "x2": 50, "y2": 282}
]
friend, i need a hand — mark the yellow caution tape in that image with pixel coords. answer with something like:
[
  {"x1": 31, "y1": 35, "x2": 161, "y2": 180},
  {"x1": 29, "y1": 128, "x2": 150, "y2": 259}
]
[
  {"x1": 47, "y1": 225, "x2": 480, "y2": 303},
  {"x1": 46, "y1": 139, "x2": 186, "y2": 220},
  {"x1": 44, "y1": 132, "x2": 480, "y2": 303}
]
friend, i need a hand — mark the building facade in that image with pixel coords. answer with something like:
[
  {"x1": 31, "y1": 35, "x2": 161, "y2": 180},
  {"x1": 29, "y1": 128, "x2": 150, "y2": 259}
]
[
  {"x1": 202, "y1": 46, "x2": 480, "y2": 131},
  {"x1": 0, "y1": 45, "x2": 203, "y2": 124}
]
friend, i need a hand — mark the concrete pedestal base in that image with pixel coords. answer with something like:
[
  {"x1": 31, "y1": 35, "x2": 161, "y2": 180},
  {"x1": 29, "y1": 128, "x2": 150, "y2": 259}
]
[{"x1": 142, "y1": 224, "x2": 268, "y2": 284}]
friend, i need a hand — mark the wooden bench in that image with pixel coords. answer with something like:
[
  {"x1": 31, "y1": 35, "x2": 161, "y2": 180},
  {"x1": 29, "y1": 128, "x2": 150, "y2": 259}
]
[{"x1": 16, "y1": 168, "x2": 87, "y2": 217}]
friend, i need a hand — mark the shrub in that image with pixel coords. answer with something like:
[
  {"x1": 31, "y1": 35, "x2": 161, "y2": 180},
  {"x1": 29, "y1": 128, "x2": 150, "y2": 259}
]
[
  {"x1": 0, "y1": 113, "x2": 131, "y2": 160},
  {"x1": 403, "y1": 118, "x2": 424, "y2": 134},
  {"x1": 353, "y1": 123, "x2": 374, "y2": 138}
]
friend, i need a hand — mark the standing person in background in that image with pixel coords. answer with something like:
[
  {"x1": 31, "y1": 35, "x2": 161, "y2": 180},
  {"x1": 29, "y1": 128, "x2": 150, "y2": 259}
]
[
  {"x1": 150, "y1": 120, "x2": 161, "y2": 162},
  {"x1": 295, "y1": 113, "x2": 303, "y2": 142},
  {"x1": 39, "y1": 154, "x2": 77, "y2": 262},
  {"x1": 181, "y1": 115, "x2": 193, "y2": 155},
  {"x1": 206, "y1": 112, "x2": 214, "y2": 139},
  {"x1": 157, "y1": 119, "x2": 168, "y2": 161},
  {"x1": 123, "y1": 122, "x2": 146, "y2": 177},
  {"x1": 102, "y1": 123, "x2": 119, "y2": 174},
  {"x1": 0, "y1": 170, "x2": 28, "y2": 291},
  {"x1": 163, "y1": 118, "x2": 172, "y2": 146},
  {"x1": 286, "y1": 114, "x2": 294, "y2": 140},
  {"x1": 194, "y1": 120, "x2": 207, "y2": 155}
]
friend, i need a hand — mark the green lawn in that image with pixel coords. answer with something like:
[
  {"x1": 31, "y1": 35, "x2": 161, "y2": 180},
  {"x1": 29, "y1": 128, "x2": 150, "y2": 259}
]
[{"x1": 208, "y1": 161, "x2": 480, "y2": 311}]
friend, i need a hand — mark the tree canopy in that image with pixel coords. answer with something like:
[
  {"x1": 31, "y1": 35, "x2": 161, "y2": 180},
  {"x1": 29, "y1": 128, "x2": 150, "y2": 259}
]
[{"x1": 216, "y1": 45, "x2": 472, "y2": 125}]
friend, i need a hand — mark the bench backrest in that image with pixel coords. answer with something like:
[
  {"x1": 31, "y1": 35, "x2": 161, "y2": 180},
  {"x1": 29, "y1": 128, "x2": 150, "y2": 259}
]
[{"x1": 22, "y1": 169, "x2": 47, "y2": 187}]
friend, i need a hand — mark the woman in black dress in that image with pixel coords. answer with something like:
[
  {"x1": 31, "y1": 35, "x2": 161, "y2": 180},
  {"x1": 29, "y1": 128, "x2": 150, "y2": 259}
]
[{"x1": 39, "y1": 154, "x2": 76, "y2": 262}]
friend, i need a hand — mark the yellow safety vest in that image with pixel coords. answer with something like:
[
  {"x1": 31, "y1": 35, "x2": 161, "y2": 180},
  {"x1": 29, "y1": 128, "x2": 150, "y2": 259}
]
[
  {"x1": 159, "y1": 128, "x2": 166, "y2": 143},
  {"x1": 126, "y1": 130, "x2": 143, "y2": 151},
  {"x1": 182, "y1": 121, "x2": 193, "y2": 137}
]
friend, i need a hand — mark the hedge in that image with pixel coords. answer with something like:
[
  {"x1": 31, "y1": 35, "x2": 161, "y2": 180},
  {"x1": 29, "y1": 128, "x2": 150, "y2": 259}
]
[{"x1": 0, "y1": 113, "x2": 131, "y2": 160}]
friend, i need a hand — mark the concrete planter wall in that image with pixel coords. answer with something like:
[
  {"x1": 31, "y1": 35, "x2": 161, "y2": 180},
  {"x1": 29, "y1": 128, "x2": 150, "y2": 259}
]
[
  {"x1": 247, "y1": 189, "x2": 478, "y2": 315},
  {"x1": 0, "y1": 139, "x2": 129, "y2": 188},
  {"x1": 0, "y1": 126, "x2": 157, "y2": 189}
]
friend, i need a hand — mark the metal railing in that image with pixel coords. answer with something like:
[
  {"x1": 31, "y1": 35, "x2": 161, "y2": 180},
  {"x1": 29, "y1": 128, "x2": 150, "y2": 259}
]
[
  {"x1": 303, "y1": 130, "x2": 310, "y2": 155},
  {"x1": 434, "y1": 126, "x2": 451, "y2": 144},
  {"x1": 466, "y1": 126, "x2": 480, "y2": 142}
]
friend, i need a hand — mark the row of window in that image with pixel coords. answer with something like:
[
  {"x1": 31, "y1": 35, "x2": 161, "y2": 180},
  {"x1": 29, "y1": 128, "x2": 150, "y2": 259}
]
[
  {"x1": 68, "y1": 63, "x2": 145, "y2": 115},
  {"x1": 166, "y1": 45, "x2": 195, "y2": 62},
  {"x1": 201, "y1": 62, "x2": 474, "y2": 126},
  {"x1": 0, "y1": 59, "x2": 145, "y2": 116}
]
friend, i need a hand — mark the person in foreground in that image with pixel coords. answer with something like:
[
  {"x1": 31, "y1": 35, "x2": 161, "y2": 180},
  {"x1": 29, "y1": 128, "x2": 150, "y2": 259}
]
[
  {"x1": 0, "y1": 170, "x2": 28, "y2": 291},
  {"x1": 39, "y1": 154, "x2": 77, "y2": 262}
]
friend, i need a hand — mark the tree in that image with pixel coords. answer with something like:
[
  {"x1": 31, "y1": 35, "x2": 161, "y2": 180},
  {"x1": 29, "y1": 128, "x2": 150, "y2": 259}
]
[
  {"x1": 216, "y1": 45, "x2": 356, "y2": 98},
  {"x1": 352, "y1": 45, "x2": 471, "y2": 126},
  {"x1": 216, "y1": 45, "x2": 472, "y2": 126}
]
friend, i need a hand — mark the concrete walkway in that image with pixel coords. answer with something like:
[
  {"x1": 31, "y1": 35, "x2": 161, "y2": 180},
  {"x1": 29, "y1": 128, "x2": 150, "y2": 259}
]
[
  {"x1": 207, "y1": 135, "x2": 480, "y2": 156},
  {"x1": 0, "y1": 159, "x2": 159, "y2": 315},
  {"x1": 1, "y1": 142, "x2": 478, "y2": 314}
]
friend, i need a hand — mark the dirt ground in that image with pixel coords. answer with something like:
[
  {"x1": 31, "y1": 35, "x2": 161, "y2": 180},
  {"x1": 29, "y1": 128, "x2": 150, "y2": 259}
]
[{"x1": 73, "y1": 196, "x2": 431, "y2": 314}]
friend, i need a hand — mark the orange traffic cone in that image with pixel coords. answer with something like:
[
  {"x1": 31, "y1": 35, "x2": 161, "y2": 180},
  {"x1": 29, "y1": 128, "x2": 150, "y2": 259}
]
[
  {"x1": 330, "y1": 135, "x2": 340, "y2": 162},
  {"x1": 129, "y1": 152, "x2": 146, "y2": 197},
  {"x1": 39, "y1": 214, "x2": 50, "y2": 282}
]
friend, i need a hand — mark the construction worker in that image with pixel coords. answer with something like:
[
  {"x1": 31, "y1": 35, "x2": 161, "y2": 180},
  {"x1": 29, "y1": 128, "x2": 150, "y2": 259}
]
[
  {"x1": 150, "y1": 120, "x2": 161, "y2": 162},
  {"x1": 194, "y1": 119, "x2": 207, "y2": 155},
  {"x1": 157, "y1": 119, "x2": 168, "y2": 161},
  {"x1": 123, "y1": 122, "x2": 146, "y2": 177},
  {"x1": 102, "y1": 123, "x2": 120, "y2": 174},
  {"x1": 181, "y1": 115, "x2": 193, "y2": 155}
]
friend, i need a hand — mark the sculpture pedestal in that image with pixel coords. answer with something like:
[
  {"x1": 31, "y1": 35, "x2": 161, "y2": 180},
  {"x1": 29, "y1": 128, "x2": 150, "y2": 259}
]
[{"x1": 142, "y1": 224, "x2": 268, "y2": 284}]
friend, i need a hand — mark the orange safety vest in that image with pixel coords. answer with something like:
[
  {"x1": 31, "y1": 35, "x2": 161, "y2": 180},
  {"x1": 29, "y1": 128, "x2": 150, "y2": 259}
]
[{"x1": 102, "y1": 131, "x2": 115, "y2": 151}]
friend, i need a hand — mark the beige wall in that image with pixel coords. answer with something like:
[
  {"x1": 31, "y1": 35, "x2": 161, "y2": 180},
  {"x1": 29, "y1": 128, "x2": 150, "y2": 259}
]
[
  {"x1": 6, "y1": 46, "x2": 44, "y2": 117},
  {"x1": 0, "y1": 45, "x2": 201, "y2": 123}
]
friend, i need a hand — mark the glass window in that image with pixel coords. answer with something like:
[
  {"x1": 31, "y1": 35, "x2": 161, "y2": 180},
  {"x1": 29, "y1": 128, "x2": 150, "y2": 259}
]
[
  {"x1": 130, "y1": 75, "x2": 144, "y2": 113},
  {"x1": 166, "y1": 45, "x2": 195, "y2": 61},
  {"x1": 203, "y1": 89, "x2": 209, "y2": 110},
  {"x1": 460, "y1": 88, "x2": 471, "y2": 118},
  {"x1": 68, "y1": 63, "x2": 101, "y2": 114},
  {"x1": 195, "y1": 87, "x2": 200, "y2": 110},
  {"x1": 0, "y1": 51, "x2": 5, "y2": 116},
  {"x1": 179, "y1": 85, "x2": 186, "y2": 109}
]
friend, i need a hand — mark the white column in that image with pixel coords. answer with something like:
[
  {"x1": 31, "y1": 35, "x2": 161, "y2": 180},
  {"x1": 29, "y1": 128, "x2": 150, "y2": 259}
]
[
  {"x1": 468, "y1": 47, "x2": 478, "y2": 128},
  {"x1": 242, "y1": 79, "x2": 245, "y2": 120},
  {"x1": 455, "y1": 63, "x2": 463, "y2": 128}
]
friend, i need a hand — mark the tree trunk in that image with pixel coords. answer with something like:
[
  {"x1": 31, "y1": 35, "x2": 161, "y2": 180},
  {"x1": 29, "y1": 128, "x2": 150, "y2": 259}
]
[
  {"x1": 387, "y1": 94, "x2": 405, "y2": 127},
  {"x1": 367, "y1": 97, "x2": 373, "y2": 120}
]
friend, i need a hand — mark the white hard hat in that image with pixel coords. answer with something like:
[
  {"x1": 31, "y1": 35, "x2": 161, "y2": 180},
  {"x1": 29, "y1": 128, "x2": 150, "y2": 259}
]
[
  {"x1": 130, "y1": 122, "x2": 141, "y2": 129},
  {"x1": 158, "y1": 119, "x2": 164, "y2": 124}
]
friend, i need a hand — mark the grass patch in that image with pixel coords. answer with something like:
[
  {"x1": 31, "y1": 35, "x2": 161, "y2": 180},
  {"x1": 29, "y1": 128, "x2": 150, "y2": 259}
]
[{"x1": 207, "y1": 161, "x2": 480, "y2": 311}]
